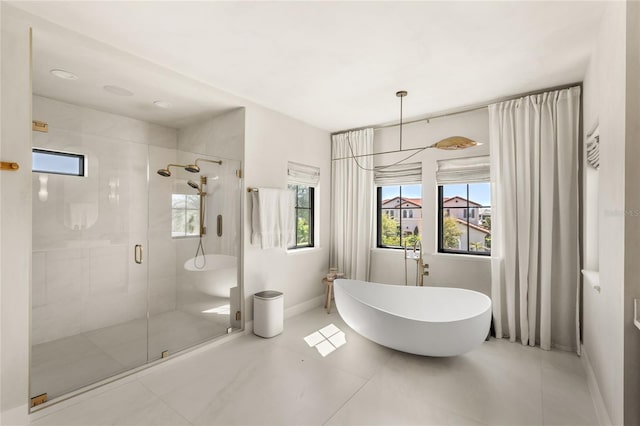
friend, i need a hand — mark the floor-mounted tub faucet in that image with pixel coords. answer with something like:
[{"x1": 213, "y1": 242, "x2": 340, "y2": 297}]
[{"x1": 404, "y1": 241, "x2": 429, "y2": 286}]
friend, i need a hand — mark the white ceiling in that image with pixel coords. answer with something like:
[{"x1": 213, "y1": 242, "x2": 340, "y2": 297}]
[{"x1": 13, "y1": 1, "x2": 606, "y2": 132}]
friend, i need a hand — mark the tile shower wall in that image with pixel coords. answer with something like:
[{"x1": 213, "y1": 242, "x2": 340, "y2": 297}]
[{"x1": 31, "y1": 96, "x2": 178, "y2": 345}]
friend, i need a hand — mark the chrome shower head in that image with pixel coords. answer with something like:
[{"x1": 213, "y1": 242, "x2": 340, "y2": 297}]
[
  {"x1": 184, "y1": 164, "x2": 200, "y2": 173},
  {"x1": 187, "y1": 180, "x2": 200, "y2": 191}
]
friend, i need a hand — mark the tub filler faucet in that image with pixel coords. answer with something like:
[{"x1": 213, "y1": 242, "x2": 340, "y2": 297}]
[{"x1": 404, "y1": 241, "x2": 429, "y2": 286}]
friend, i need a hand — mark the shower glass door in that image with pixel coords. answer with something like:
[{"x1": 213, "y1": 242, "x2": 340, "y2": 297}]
[
  {"x1": 31, "y1": 99, "x2": 150, "y2": 400},
  {"x1": 147, "y1": 146, "x2": 241, "y2": 361}
]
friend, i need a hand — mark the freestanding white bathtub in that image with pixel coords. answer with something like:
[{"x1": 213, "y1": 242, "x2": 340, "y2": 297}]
[
  {"x1": 334, "y1": 279, "x2": 491, "y2": 357},
  {"x1": 184, "y1": 254, "x2": 237, "y2": 298}
]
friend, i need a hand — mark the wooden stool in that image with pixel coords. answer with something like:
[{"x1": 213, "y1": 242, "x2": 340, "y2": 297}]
[{"x1": 323, "y1": 278, "x2": 334, "y2": 314}]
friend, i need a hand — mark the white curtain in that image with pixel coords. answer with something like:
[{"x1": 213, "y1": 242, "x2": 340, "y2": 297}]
[
  {"x1": 330, "y1": 129, "x2": 374, "y2": 280},
  {"x1": 489, "y1": 86, "x2": 581, "y2": 352}
]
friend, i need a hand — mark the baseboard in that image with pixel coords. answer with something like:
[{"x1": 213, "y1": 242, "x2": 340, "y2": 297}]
[
  {"x1": 1, "y1": 404, "x2": 29, "y2": 426},
  {"x1": 581, "y1": 345, "x2": 613, "y2": 426},
  {"x1": 284, "y1": 295, "x2": 324, "y2": 319}
]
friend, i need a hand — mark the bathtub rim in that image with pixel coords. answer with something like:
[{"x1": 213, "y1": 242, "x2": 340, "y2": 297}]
[{"x1": 334, "y1": 278, "x2": 492, "y2": 324}]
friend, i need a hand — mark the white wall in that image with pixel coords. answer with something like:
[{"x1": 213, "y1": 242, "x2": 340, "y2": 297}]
[
  {"x1": 243, "y1": 106, "x2": 330, "y2": 321},
  {"x1": 178, "y1": 108, "x2": 244, "y2": 161},
  {"x1": 623, "y1": 2, "x2": 640, "y2": 425},
  {"x1": 0, "y1": 5, "x2": 31, "y2": 424},
  {"x1": 582, "y1": 3, "x2": 626, "y2": 425},
  {"x1": 369, "y1": 108, "x2": 491, "y2": 296},
  {"x1": 0, "y1": 2, "x2": 3, "y2": 422}
]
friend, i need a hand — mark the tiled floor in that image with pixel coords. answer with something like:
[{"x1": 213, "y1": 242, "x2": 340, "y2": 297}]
[
  {"x1": 32, "y1": 310, "x2": 231, "y2": 400},
  {"x1": 30, "y1": 307, "x2": 598, "y2": 426}
]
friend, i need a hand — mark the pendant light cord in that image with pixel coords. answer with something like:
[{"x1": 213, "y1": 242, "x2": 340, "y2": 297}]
[
  {"x1": 345, "y1": 134, "x2": 429, "y2": 172},
  {"x1": 399, "y1": 94, "x2": 403, "y2": 151}
]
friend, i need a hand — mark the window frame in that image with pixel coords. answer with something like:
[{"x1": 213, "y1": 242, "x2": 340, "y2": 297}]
[
  {"x1": 171, "y1": 193, "x2": 200, "y2": 238},
  {"x1": 437, "y1": 183, "x2": 491, "y2": 256},
  {"x1": 32, "y1": 148, "x2": 85, "y2": 177},
  {"x1": 376, "y1": 184, "x2": 422, "y2": 249},
  {"x1": 288, "y1": 184, "x2": 315, "y2": 250}
]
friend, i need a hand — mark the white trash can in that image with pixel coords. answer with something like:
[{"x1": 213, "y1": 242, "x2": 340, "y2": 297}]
[{"x1": 253, "y1": 290, "x2": 284, "y2": 338}]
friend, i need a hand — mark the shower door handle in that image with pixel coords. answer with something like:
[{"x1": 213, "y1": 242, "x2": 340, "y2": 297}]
[{"x1": 134, "y1": 244, "x2": 143, "y2": 264}]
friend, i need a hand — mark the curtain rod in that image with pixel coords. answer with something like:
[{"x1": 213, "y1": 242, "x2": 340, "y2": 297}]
[{"x1": 331, "y1": 82, "x2": 582, "y2": 136}]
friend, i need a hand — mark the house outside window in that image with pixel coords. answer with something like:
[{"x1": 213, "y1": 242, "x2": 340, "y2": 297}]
[
  {"x1": 438, "y1": 182, "x2": 491, "y2": 255},
  {"x1": 377, "y1": 184, "x2": 422, "y2": 248}
]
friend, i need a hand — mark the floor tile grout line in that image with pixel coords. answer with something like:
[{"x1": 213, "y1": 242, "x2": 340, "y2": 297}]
[
  {"x1": 321, "y1": 372, "x2": 373, "y2": 426},
  {"x1": 137, "y1": 378, "x2": 195, "y2": 425},
  {"x1": 320, "y1": 350, "x2": 400, "y2": 426}
]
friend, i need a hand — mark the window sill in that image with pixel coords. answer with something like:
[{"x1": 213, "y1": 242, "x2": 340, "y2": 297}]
[
  {"x1": 370, "y1": 247, "x2": 408, "y2": 255},
  {"x1": 286, "y1": 247, "x2": 323, "y2": 256},
  {"x1": 430, "y1": 252, "x2": 491, "y2": 262}
]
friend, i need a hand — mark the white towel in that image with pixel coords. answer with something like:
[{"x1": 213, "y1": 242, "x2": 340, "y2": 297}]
[
  {"x1": 251, "y1": 188, "x2": 296, "y2": 249},
  {"x1": 279, "y1": 189, "x2": 296, "y2": 248}
]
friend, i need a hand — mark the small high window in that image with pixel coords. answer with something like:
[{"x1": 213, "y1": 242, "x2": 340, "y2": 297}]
[{"x1": 32, "y1": 148, "x2": 85, "y2": 176}]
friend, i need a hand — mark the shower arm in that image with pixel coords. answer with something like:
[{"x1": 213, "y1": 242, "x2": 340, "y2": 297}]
[{"x1": 196, "y1": 158, "x2": 222, "y2": 167}]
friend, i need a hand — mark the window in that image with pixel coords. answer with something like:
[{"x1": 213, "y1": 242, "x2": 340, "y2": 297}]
[
  {"x1": 438, "y1": 183, "x2": 491, "y2": 255},
  {"x1": 288, "y1": 184, "x2": 314, "y2": 249},
  {"x1": 377, "y1": 184, "x2": 422, "y2": 248},
  {"x1": 172, "y1": 194, "x2": 200, "y2": 237},
  {"x1": 32, "y1": 148, "x2": 85, "y2": 176}
]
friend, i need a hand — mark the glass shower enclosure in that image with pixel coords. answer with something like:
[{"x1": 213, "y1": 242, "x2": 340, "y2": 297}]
[{"x1": 30, "y1": 95, "x2": 242, "y2": 403}]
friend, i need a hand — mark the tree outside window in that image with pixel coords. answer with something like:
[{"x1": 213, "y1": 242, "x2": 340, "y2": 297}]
[
  {"x1": 377, "y1": 184, "x2": 422, "y2": 248},
  {"x1": 288, "y1": 184, "x2": 314, "y2": 249},
  {"x1": 438, "y1": 183, "x2": 491, "y2": 255}
]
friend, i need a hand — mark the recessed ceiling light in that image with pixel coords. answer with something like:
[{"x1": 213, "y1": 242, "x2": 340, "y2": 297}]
[
  {"x1": 153, "y1": 100, "x2": 172, "y2": 109},
  {"x1": 103, "y1": 85, "x2": 134, "y2": 97},
  {"x1": 50, "y1": 69, "x2": 78, "y2": 80}
]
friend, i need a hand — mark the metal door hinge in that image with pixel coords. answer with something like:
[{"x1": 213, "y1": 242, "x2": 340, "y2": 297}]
[
  {"x1": 236, "y1": 169, "x2": 242, "y2": 178},
  {"x1": 32, "y1": 120, "x2": 48, "y2": 133},
  {"x1": 31, "y1": 393, "x2": 48, "y2": 407},
  {"x1": 236, "y1": 311, "x2": 241, "y2": 321}
]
